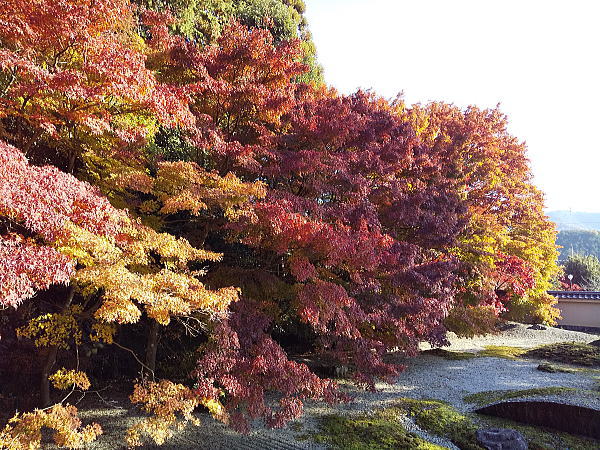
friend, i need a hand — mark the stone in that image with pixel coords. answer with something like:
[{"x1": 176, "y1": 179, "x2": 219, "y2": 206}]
[
  {"x1": 497, "y1": 323, "x2": 519, "y2": 331},
  {"x1": 536, "y1": 363, "x2": 574, "y2": 373},
  {"x1": 537, "y1": 363, "x2": 558, "y2": 373},
  {"x1": 476, "y1": 428, "x2": 528, "y2": 450},
  {"x1": 527, "y1": 324, "x2": 546, "y2": 330}
]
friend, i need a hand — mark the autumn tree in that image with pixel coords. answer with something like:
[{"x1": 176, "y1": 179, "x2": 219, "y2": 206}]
[
  {"x1": 0, "y1": 0, "x2": 193, "y2": 176},
  {"x1": 404, "y1": 102, "x2": 559, "y2": 329},
  {"x1": 145, "y1": 25, "x2": 469, "y2": 423},
  {"x1": 1, "y1": 0, "x2": 562, "y2": 446},
  {"x1": 135, "y1": 0, "x2": 322, "y2": 82},
  {"x1": 133, "y1": 16, "x2": 559, "y2": 430},
  {"x1": 0, "y1": 3, "x2": 327, "y2": 445}
]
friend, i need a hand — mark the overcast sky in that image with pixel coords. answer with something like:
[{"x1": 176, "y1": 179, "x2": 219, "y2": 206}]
[{"x1": 304, "y1": 0, "x2": 600, "y2": 212}]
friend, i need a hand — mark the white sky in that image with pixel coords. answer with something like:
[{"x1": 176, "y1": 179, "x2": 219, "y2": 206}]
[{"x1": 304, "y1": 0, "x2": 600, "y2": 212}]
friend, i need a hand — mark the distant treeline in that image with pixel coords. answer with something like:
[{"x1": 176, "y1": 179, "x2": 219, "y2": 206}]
[{"x1": 556, "y1": 230, "x2": 600, "y2": 260}]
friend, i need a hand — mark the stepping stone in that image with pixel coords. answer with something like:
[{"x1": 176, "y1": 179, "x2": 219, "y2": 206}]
[{"x1": 476, "y1": 428, "x2": 528, "y2": 450}]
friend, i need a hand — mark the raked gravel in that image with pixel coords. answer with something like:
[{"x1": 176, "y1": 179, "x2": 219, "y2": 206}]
[{"x1": 79, "y1": 323, "x2": 599, "y2": 449}]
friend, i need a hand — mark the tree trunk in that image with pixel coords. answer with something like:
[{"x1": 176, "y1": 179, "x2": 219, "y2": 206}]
[
  {"x1": 22, "y1": 128, "x2": 43, "y2": 156},
  {"x1": 68, "y1": 151, "x2": 76, "y2": 174},
  {"x1": 145, "y1": 321, "x2": 160, "y2": 375},
  {"x1": 40, "y1": 286, "x2": 75, "y2": 407},
  {"x1": 40, "y1": 347, "x2": 58, "y2": 407}
]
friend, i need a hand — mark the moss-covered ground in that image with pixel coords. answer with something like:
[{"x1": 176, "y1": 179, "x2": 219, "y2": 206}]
[
  {"x1": 313, "y1": 409, "x2": 445, "y2": 449},
  {"x1": 478, "y1": 345, "x2": 527, "y2": 359},
  {"x1": 424, "y1": 341, "x2": 600, "y2": 366},
  {"x1": 420, "y1": 348, "x2": 478, "y2": 360},
  {"x1": 423, "y1": 345, "x2": 527, "y2": 360},
  {"x1": 463, "y1": 387, "x2": 581, "y2": 406},
  {"x1": 478, "y1": 414, "x2": 600, "y2": 450},
  {"x1": 524, "y1": 342, "x2": 600, "y2": 367},
  {"x1": 421, "y1": 345, "x2": 526, "y2": 360},
  {"x1": 394, "y1": 398, "x2": 482, "y2": 450},
  {"x1": 315, "y1": 397, "x2": 600, "y2": 450},
  {"x1": 317, "y1": 342, "x2": 600, "y2": 449}
]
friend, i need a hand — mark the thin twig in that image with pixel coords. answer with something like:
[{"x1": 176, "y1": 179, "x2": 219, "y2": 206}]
[
  {"x1": 113, "y1": 341, "x2": 155, "y2": 380},
  {"x1": 76, "y1": 385, "x2": 120, "y2": 409}
]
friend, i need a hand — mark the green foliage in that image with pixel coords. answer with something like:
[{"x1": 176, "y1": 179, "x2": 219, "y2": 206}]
[
  {"x1": 135, "y1": 0, "x2": 234, "y2": 43},
  {"x1": 314, "y1": 411, "x2": 445, "y2": 450},
  {"x1": 235, "y1": 0, "x2": 301, "y2": 42},
  {"x1": 146, "y1": 126, "x2": 202, "y2": 164},
  {"x1": 562, "y1": 253, "x2": 600, "y2": 290},
  {"x1": 557, "y1": 230, "x2": 600, "y2": 260},
  {"x1": 281, "y1": 0, "x2": 305, "y2": 14},
  {"x1": 179, "y1": 0, "x2": 235, "y2": 43},
  {"x1": 524, "y1": 342, "x2": 600, "y2": 367},
  {"x1": 145, "y1": 0, "x2": 307, "y2": 44},
  {"x1": 296, "y1": 33, "x2": 323, "y2": 84},
  {"x1": 138, "y1": 0, "x2": 324, "y2": 82}
]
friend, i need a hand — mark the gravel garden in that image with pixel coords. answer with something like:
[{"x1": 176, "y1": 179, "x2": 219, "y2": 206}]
[{"x1": 69, "y1": 323, "x2": 600, "y2": 449}]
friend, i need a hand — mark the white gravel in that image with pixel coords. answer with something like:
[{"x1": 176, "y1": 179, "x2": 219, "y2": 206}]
[
  {"x1": 421, "y1": 323, "x2": 598, "y2": 352},
  {"x1": 80, "y1": 323, "x2": 599, "y2": 449}
]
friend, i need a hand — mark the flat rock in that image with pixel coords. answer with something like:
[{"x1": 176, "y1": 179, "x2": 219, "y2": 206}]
[
  {"x1": 476, "y1": 428, "x2": 528, "y2": 450},
  {"x1": 536, "y1": 363, "x2": 574, "y2": 373},
  {"x1": 496, "y1": 323, "x2": 519, "y2": 331}
]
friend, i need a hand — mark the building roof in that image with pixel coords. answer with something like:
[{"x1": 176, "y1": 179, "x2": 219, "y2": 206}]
[{"x1": 548, "y1": 291, "x2": 600, "y2": 300}]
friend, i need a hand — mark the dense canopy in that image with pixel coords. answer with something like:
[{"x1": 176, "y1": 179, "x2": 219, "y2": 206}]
[{"x1": 0, "y1": 0, "x2": 558, "y2": 447}]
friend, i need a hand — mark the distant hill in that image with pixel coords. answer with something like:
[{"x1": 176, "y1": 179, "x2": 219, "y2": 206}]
[
  {"x1": 556, "y1": 230, "x2": 600, "y2": 260},
  {"x1": 548, "y1": 211, "x2": 600, "y2": 261},
  {"x1": 547, "y1": 210, "x2": 600, "y2": 232}
]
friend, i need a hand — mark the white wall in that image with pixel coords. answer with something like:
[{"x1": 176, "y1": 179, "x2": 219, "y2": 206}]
[{"x1": 556, "y1": 298, "x2": 600, "y2": 328}]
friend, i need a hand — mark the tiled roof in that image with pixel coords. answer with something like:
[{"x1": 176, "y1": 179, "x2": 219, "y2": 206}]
[{"x1": 548, "y1": 291, "x2": 600, "y2": 300}]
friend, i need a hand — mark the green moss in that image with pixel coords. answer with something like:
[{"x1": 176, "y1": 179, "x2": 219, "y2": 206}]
[
  {"x1": 314, "y1": 410, "x2": 444, "y2": 449},
  {"x1": 421, "y1": 348, "x2": 478, "y2": 360},
  {"x1": 422, "y1": 343, "x2": 600, "y2": 365},
  {"x1": 478, "y1": 414, "x2": 600, "y2": 450},
  {"x1": 315, "y1": 397, "x2": 600, "y2": 450},
  {"x1": 394, "y1": 397, "x2": 600, "y2": 450},
  {"x1": 394, "y1": 398, "x2": 483, "y2": 450},
  {"x1": 463, "y1": 387, "x2": 579, "y2": 407},
  {"x1": 433, "y1": 342, "x2": 600, "y2": 365},
  {"x1": 524, "y1": 342, "x2": 600, "y2": 367},
  {"x1": 478, "y1": 345, "x2": 526, "y2": 359}
]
